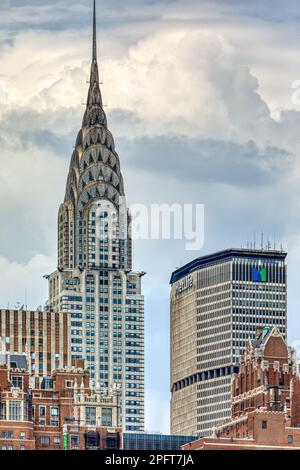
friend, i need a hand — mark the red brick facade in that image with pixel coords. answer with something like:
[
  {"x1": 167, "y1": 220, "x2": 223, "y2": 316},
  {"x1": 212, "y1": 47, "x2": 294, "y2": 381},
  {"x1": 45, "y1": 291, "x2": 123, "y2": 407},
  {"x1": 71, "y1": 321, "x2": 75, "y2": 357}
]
[
  {"x1": 0, "y1": 356, "x2": 121, "y2": 451},
  {"x1": 183, "y1": 326, "x2": 300, "y2": 450}
]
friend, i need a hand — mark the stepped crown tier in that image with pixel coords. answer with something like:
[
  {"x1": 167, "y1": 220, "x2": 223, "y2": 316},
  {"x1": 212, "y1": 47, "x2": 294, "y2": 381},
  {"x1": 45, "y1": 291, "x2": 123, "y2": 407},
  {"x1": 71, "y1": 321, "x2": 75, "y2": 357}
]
[{"x1": 57, "y1": 0, "x2": 130, "y2": 271}]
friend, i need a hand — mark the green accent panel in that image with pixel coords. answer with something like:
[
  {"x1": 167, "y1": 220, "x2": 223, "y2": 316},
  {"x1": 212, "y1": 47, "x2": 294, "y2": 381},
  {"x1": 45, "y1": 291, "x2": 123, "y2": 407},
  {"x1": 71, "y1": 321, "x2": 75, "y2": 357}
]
[
  {"x1": 262, "y1": 326, "x2": 272, "y2": 339},
  {"x1": 260, "y1": 268, "x2": 267, "y2": 282},
  {"x1": 63, "y1": 434, "x2": 68, "y2": 450}
]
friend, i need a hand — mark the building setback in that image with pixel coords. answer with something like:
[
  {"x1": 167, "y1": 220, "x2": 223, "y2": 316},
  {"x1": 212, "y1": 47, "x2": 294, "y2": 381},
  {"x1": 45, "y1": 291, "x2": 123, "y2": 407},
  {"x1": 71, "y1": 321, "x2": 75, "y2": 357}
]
[
  {"x1": 182, "y1": 326, "x2": 300, "y2": 450},
  {"x1": 47, "y1": 1, "x2": 145, "y2": 432},
  {"x1": 0, "y1": 309, "x2": 70, "y2": 378},
  {"x1": 170, "y1": 248, "x2": 287, "y2": 437}
]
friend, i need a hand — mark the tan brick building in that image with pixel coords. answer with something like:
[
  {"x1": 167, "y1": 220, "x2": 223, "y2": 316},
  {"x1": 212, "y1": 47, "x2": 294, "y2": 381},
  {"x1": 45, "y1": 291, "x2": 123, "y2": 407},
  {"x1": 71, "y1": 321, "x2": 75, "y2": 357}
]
[{"x1": 0, "y1": 309, "x2": 71, "y2": 379}]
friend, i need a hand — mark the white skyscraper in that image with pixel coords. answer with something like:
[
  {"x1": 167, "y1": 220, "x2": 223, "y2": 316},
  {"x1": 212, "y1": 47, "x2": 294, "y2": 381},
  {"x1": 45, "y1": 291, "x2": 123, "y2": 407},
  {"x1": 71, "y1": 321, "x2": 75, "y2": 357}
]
[{"x1": 48, "y1": 0, "x2": 145, "y2": 433}]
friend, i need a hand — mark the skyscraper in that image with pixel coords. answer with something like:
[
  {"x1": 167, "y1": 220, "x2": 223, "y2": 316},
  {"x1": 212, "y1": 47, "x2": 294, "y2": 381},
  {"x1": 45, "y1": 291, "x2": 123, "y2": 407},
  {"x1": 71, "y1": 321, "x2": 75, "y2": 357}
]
[
  {"x1": 47, "y1": 1, "x2": 145, "y2": 433},
  {"x1": 170, "y1": 248, "x2": 287, "y2": 437}
]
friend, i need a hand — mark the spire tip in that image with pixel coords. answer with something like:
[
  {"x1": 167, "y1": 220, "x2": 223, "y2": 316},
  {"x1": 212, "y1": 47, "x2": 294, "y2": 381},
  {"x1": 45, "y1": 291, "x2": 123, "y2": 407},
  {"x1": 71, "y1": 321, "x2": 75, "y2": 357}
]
[{"x1": 92, "y1": 0, "x2": 97, "y2": 63}]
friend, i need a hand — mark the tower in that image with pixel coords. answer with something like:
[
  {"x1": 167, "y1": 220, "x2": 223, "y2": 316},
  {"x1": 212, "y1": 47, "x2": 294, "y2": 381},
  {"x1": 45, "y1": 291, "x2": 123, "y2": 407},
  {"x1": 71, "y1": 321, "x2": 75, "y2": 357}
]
[
  {"x1": 170, "y1": 248, "x2": 287, "y2": 437},
  {"x1": 48, "y1": 0, "x2": 145, "y2": 433}
]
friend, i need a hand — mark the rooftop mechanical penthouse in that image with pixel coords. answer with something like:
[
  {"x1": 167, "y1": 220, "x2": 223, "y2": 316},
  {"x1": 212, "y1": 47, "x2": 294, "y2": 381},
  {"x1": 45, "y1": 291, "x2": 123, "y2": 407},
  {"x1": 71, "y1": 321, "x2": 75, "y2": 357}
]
[{"x1": 170, "y1": 248, "x2": 287, "y2": 437}]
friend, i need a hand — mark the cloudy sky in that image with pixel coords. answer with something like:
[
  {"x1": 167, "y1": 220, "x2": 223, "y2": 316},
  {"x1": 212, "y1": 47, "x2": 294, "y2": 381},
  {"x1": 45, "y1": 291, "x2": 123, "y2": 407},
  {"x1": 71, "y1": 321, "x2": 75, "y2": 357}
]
[{"x1": 1, "y1": 0, "x2": 300, "y2": 433}]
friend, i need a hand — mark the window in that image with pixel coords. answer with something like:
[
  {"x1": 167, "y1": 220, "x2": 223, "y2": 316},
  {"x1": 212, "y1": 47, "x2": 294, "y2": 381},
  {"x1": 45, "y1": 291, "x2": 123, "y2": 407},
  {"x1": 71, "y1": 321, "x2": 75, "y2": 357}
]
[
  {"x1": 1, "y1": 445, "x2": 6, "y2": 451},
  {"x1": 102, "y1": 408, "x2": 112, "y2": 427},
  {"x1": 20, "y1": 432, "x2": 26, "y2": 440},
  {"x1": 9, "y1": 401, "x2": 21, "y2": 421},
  {"x1": 40, "y1": 436, "x2": 50, "y2": 445},
  {"x1": 0, "y1": 404, "x2": 6, "y2": 420},
  {"x1": 39, "y1": 406, "x2": 46, "y2": 417},
  {"x1": 7, "y1": 432, "x2": 13, "y2": 439},
  {"x1": 20, "y1": 446, "x2": 26, "y2": 450},
  {"x1": 7, "y1": 445, "x2": 13, "y2": 450},
  {"x1": 85, "y1": 407, "x2": 96, "y2": 426},
  {"x1": 11, "y1": 376, "x2": 23, "y2": 390},
  {"x1": 65, "y1": 380, "x2": 73, "y2": 388},
  {"x1": 1, "y1": 432, "x2": 6, "y2": 439},
  {"x1": 51, "y1": 407, "x2": 59, "y2": 417},
  {"x1": 288, "y1": 435, "x2": 293, "y2": 444},
  {"x1": 54, "y1": 437, "x2": 60, "y2": 445},
  {"x1": 261, "y1": 420, "x2": 267, "y2": 429},
  {"x1": 70, "y1": 435, "x2": 79, "y2": 448}
]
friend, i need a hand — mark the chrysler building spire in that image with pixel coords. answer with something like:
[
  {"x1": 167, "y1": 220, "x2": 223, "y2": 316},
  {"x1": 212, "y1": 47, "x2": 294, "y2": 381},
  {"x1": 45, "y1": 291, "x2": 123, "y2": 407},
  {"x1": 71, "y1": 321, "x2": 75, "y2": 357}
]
[
  {"x1": 48, "y1": 0, "x2": 145, "y2": 433},
  {"x1": 92, "y1": 0, "x2": 97, "y2": 64},
  {"x1": 89, "y1": 0, "x2": 101, "y2": 100}
]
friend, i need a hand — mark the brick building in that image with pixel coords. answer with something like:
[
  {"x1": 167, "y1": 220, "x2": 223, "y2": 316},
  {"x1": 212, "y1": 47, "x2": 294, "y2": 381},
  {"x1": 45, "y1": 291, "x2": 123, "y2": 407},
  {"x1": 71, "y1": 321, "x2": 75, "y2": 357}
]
[
  {"x1": 0, "y1": 309, "x2": 71, "y2": 378},
  {"x1": 0, "y1": 352, "x2": 121, "y2": 450},
  {"x1": 183, "y1": 326, "x2": 300, "y2": 450}
]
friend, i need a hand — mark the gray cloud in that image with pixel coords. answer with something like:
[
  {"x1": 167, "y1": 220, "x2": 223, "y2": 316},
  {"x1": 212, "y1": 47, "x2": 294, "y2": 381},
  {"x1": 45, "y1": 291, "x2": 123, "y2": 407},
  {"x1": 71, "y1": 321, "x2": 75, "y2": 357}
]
[{"x1": 119, "y1": 135, "x2": 293, "y2": 187}]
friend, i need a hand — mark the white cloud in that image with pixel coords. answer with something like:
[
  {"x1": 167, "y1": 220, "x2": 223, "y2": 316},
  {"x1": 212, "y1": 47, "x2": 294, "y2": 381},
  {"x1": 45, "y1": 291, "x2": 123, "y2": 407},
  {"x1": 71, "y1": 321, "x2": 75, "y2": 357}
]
[{"x1": 0, "y1": 254, "x2": 54, "y2": 310}]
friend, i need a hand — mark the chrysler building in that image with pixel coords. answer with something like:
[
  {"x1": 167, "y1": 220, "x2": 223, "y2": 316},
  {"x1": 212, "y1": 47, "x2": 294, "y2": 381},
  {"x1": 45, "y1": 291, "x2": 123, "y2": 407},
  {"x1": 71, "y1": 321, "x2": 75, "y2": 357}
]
[{"x1": 48, "y1": 0, "x2": 145, "y2": 432}]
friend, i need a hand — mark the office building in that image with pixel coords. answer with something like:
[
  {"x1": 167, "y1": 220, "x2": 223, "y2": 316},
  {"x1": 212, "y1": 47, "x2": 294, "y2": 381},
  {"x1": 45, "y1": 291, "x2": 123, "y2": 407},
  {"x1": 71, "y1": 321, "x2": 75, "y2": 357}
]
[
  {"x1": 170, "y1": 248, "x2": 287, "y2": 436},
  {"x1": 47, "y1": 1, "x2": 145, "y2": 432}
]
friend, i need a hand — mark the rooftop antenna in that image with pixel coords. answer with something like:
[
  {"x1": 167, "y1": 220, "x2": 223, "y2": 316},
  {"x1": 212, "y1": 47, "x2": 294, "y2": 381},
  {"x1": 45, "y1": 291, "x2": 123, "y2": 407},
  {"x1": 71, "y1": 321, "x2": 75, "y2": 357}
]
[
  {"x1": 253, "y1": 231, "x2": 256, "y2": 249},
  {"x1": 261, "y1": 231, "x2": 264, "y2": 250},
  {"x1": 25, "y1": 288, "x2": 28, "y2": 311},
  {"x1": 273, "y1": 232, "x2": 276, "y2": 250},
  {"x1": 92, "y1": 0, "x2": 97, "y2": 64}
]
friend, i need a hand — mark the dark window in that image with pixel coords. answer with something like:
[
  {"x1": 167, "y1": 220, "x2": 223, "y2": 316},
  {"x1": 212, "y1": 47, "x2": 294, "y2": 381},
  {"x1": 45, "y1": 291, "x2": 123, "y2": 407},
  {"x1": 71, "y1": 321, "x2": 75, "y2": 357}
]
[
  {"x1": 70, "y1": 435, "x2": 79, "y2": 448},
  {"x1": 85, "y1": 431, "x2": 99, "y2": 449},
  {"x1": 288, "y1": 435, "x2": 293, "y2": 444},
  {"x1": 261, "y1": 420, "x2": 267, "y2": 429}
]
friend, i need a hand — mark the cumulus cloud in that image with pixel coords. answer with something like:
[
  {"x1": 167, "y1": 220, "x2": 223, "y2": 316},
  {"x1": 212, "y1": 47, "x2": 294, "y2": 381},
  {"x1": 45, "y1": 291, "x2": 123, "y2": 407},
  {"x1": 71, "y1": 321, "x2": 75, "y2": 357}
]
[{"x1": 0, "y1": 108, "x2": 72, "y2": 261}]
